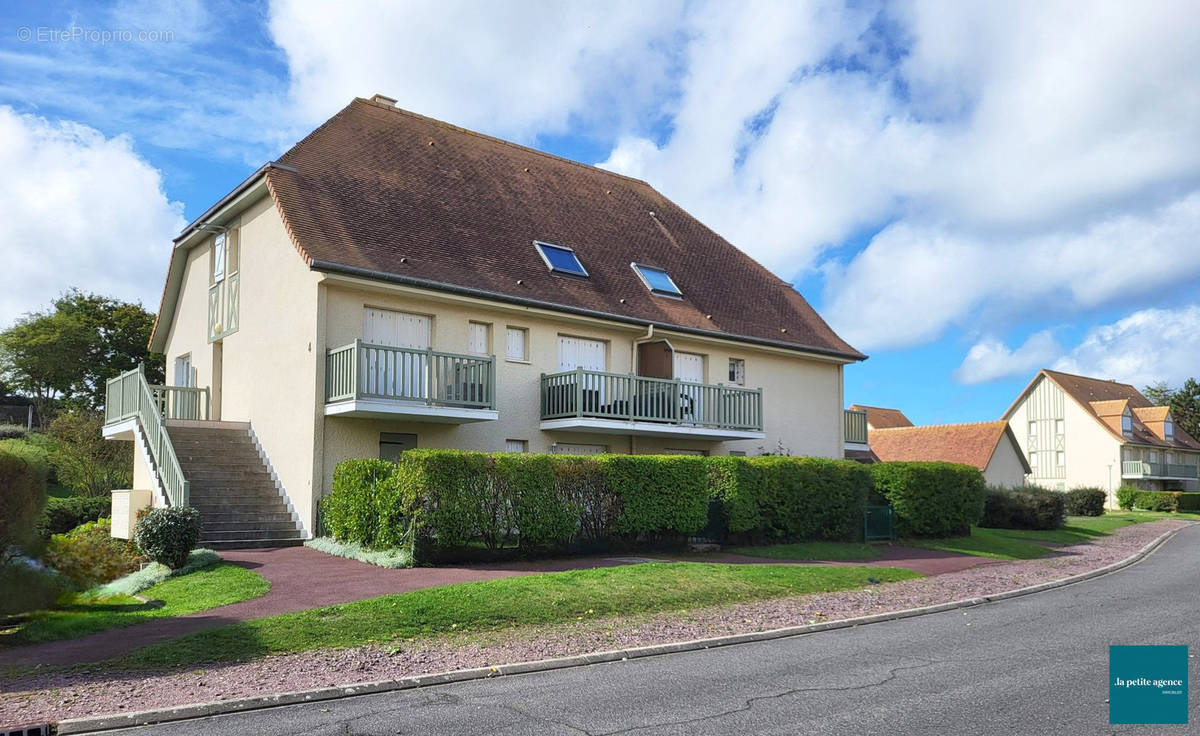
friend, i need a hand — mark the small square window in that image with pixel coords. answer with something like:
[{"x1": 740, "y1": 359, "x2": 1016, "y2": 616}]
[
  {"x1": 506, "y1": 326, "x2": 528, "y2": 361},
  {"x1": 535, "y1": 241, "x2": 588, "y2": 277},
  {"x1": 1028, "y1": 421, "x2": 1037, "y2": 436},
  {"x1": 1055, "y1": 419, "x2": 1065, "y2": 435},
  {"x1": 1055, "y1": 451, "x2": 1065, "y2": 467},
  {"x1": 468, "y1": 321, "x2": 491, "y2": 355},
  {"x1": 1165, "y1": 420, "x2": 1175, "y2": 440},
  {"x1": 505, "y1": 439, "x2": 528, "y2": 453},
  {"x1": 729, "y1": 450, "x2": 746, "y2": 457},
  {"x1": 1029, "y1": 452, "x2": 1038, "y2": 468},
  {"x1": 728, "y1": 358, "x2": 745, "y2": 386},
  {"x1": 631, "y1": 263, "x2": 682, "y2": 297}
]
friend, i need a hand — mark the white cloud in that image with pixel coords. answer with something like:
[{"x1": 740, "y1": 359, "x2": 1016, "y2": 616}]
[
  {"x1": 954, "y1": 330, "x2": 1061, "y2": 385},
  {"x1": 0, "y1": 107, "x2": 185, "y2": 321},
  {"x1": 1053, "y1": 306, "x2": 1200, "y2": 389},
  {"x1": 267, "y1": 0, "x2": 687, "y2": 142}
]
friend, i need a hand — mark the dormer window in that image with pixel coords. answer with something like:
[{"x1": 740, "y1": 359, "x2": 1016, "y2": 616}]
[
  {"x1": 1165, "y1": 418, "x2": 1175, "y2": 440},
  {"x1": 1121, "y1": 411, "x2": 1133, "y2": 438},
  {"x1": 534, "y1": 241, "x2": 588, "y2": 277},
  {"x1": 632, "y1": 263, "x2": 682, "y2": 297}
]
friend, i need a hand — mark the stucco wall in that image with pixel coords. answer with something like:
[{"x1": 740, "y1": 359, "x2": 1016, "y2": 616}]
[
  {"x1": 162, "y1": 244, "x2": 213, "y2": 394},
  {"x1": 317, "y1": 280, "x2": 846, "y2": 496},
  {"x1": 982, "y1": 436, "x2": 1028, "y2": 487}
]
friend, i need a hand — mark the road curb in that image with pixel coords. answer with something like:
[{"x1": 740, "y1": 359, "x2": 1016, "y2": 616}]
[{"x1": 54, "y1": 523, "x2": 1191, "y2": 734}]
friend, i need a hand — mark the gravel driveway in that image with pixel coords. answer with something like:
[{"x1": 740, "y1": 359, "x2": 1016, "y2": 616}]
[{"x1": 0, "y1": 518, "x2": 1186, "y2": 726}]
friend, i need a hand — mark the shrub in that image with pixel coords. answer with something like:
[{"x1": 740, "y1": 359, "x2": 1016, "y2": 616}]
[
  {"x1": 38, "y1": 495, "x2": 111, "y2": 538},
  {"x1": 321, "y1": 459, "x2": 398, "y2": 546},
  {"x1": 1116, "y1": 484, "x2": 1139, "y2": 511},
  {"x1": 870, "y1": 462, "x2": 986, "y2": 537},
  {"x1": 981, "y1": 485, "x2": 1065, "y2": 530},
  {"x1": 1133, "y1": 490, "x2": 1180, "y2": 512},
  {"x1": 47, "y1": 411, "x2": 132, "y2": 497},
  {"x1": 554, "y1": 456, "x2": 620, "y2": 543},
  {"x1": 1176, "y1": 493, "x2": 1200, "y2": 513},
  {"x1": 44, "y1": 518, "x2": 142, "y2": 588},
  {"x1": 135, "y1": 507, "x2": 202, "y2": 569},
  {"x1": 497, "y1": 453, "x2": 576, "y2": 550},
  {"x1": 600, "y1": 454, "x2": 711, "y2": 539},
  {"x1": 0, "y1": 424, "x2": 28, "y2": 440},
  {"x1": 0, "y1": 559, "x2": 71, "y2": 615},
  {"x1": 1064, "y1": 487, "x2": 1107, "y2": 516},
  {"x1": 0, "y1": 439, "x2": 49, "y2": 556}
]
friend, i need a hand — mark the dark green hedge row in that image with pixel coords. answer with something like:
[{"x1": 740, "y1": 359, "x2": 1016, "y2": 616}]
[
  {"x1": 869, "y1": 462, "x2": 986, "y2": 537},
  {"x1": 37, "y1": 496, "x2": 110, "y2": 538},
  {"x1": 1064, "y1": 487, "x2": 1106, "y2": 516},
  {"x1": 1117, "y1": 489, "x2": 1200, "y2": 513},
  {"x1": 980, "y1": 485, "x2": 1065, "y2": 530},
  {"x1": 0, "y1": 440, "x2": 48, "y2": 556},
  {"x1": 322, "y1": 452, "x2": 986, "y2": 560}
]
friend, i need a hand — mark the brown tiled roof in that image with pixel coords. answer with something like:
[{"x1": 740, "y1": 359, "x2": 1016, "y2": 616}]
[
  {"x1": 263, "y1": 98, "x2": 864, "y2": 359},
  {"x1": 849, "y1": 404, "x2": 913, "y2": 429},
  {"x1": 868, "y1": 421, "x2": 1025, "y2": 471},
  {"x1": 1008, "y1": 369, "x2": 1200, "y2": 450}
]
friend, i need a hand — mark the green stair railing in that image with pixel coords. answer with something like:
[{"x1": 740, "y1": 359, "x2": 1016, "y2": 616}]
[{"x1": 104, "y1": 366, "x2": 190, "y2": 507}]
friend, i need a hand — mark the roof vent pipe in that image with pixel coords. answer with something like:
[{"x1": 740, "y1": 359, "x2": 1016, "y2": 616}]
[{"x1": 371, "y1": 94, "x2": 398, "y2": 105}]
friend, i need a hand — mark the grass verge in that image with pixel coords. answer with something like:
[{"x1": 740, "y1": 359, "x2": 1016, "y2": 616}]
[
  {"x1": 4, "y1": 562, "x2": 270, "y2": 645},
  {"x1": 727, "y1": 541, "x2": 883, "y2": 561},
  {"x1": 905, "y1": 512, "x2": 1190, "y2": 560},
  {"x1": 116, "y1": 562, "x2": 920, "y2": 670}
]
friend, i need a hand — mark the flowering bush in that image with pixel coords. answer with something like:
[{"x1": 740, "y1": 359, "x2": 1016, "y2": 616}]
[{"x1": 44, "y1": 518, "x2": 143, "y2": 588}]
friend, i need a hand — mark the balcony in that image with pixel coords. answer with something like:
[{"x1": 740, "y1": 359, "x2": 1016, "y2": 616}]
[
  {"x1": 1122, "y1": 460, "x2": 1200, "y2": 480},
  {"x1": 844, "y1": 409, "x2": 868, "y2": 446},
  {"x1": 539, "y1": 368, "x2": 764, "y2": 440},
  {"x1": 324, "y1": 340, "x2": 498, "y2": 422}
]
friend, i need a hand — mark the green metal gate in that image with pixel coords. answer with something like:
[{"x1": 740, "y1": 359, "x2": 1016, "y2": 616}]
[{"x1": 864, "y1": 505, "x2": 894, "y2": 541}]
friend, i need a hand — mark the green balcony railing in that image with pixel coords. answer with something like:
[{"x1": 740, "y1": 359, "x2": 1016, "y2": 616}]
[
  {"x1": 325, "y1": 340, "x2": 496, "y2": 410},
  {"x1": 845, "y1": 408, "x2": 868, "y2": 444},
  {"x1": 1122, "y1": 460, "x2": 1200, "y2": 479},
  {"x1": 540, "y1": 368, "x2": 763, "y2": 432},
  {"x1": 104, "y1": 367, "x2": 190, "y2": 507}
]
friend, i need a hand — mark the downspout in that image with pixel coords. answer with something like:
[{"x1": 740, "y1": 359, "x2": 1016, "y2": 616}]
[{"x1": 629, "y1": 325, "x2": 656, "y2": 455}]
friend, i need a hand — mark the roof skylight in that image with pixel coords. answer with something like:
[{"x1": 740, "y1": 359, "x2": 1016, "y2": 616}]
[
  {"x1": 632, "y1": 263, "x2": 682, "y2": 297},
  {"x1": 534, "y1": 241, "x2": 588, "y2": 277}
]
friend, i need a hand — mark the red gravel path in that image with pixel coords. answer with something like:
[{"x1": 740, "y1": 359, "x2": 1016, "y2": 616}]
[{"x1": 0, "y1": 542, "x2": 992, "y2": 671}]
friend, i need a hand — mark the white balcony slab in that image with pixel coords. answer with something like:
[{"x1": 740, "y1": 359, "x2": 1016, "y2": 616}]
[{"x1": 540, "y1": 417, "x2": 764, "y2": 441}]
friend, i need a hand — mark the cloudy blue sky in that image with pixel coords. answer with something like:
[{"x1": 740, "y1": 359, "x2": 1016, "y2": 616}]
[{"x1": 2, "y1": 0, "x2": 1199, "y2": 424}]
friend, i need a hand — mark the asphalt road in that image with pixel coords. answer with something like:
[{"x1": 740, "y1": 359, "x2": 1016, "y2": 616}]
[{"x1": 105, "y1": 524, "x2": 1199, "y2": 735}]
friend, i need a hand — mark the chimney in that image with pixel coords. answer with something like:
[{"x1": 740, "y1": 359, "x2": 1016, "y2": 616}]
[{"x1": 371, "y1": 94, "x2": 398, "y2": 106}]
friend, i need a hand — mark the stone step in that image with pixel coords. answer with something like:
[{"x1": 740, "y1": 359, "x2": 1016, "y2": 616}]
[
  {"x1": 196, "y1": 510, "x2": 297, "y2": 523},
  {"x1": 201, "y1": 529, "x2": 306, "y2": 543},
  {"x1": 202, "y1": 538, "x2": 305, "y2": 550},
  {"x1": 202, "y1": 520, "x2": 300, "y2": 532},
  {"x1": 186, "y1": 470, "x2": 276, "y2": 483}
]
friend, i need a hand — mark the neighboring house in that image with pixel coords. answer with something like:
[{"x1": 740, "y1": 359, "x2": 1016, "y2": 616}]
[
  {"x1": 868, "y1": 420, "x2": 1031, "y2": 487},
  {"x1": 850, "y1": 404, "x2": 914, "y2": 430},
  {"x1": 842, "y1": 406, "x2": 875, "y2": 463},
  {"x1": 1003, "y1": 369, "x2": 1200, "y2": 503},
  {"x1": 102, "y1": 95, "x2": 865, "y2": 547}
]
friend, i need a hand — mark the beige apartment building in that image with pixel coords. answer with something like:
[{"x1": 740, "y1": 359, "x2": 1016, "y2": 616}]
[
  {"x1": 103, "y1": 96, "x2": 865, "y2": 547},
  {"x1": 1003, "y1": 369, "x2": 1200, "y2": 506}
]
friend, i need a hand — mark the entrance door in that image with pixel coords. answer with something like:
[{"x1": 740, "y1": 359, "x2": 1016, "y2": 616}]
[
  {"x1": 363, "y1": 308, "x2": 430, "y2": 398},
  {"x1": 172, "y1": 354, "x2": 198, "y2": 419},
  {"x1": 557, "y1": 336, "x2": 607, "y2": 412},
  {"x1": 674, "y1": 352, "x2": 705, "y2": 424}
]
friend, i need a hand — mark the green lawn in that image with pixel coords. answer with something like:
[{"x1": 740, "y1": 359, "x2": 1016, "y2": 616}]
[
  {"x1": 727, "y1": 541, "x2": 883, "y2": 561},
  {"x1": 116, "y1": 562, "x2": 920, "y2": 670},
  {"x1": 4, "y1": 562, "x2": 270, "y2": 645},
  {"x1": 905, "y1": 512, "x2": 1193, "y2": 561}
]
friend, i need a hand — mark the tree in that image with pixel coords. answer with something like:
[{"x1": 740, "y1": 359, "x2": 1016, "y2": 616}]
[
  {"x1": 0, "y1": 290, "x2": 163, "y2": 421},
  {"x1": 1144, "y1": 378, "x2": 1200, "y2": 441},
  {"x1": 47, "y1": 410, "x2": 132, "y2": 497}
]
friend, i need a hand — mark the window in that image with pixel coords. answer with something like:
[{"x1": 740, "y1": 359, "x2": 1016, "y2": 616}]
[
  {"x1": 1149, "y1": 450, "x2": 1158, "y2": 463},
  {"x1": 1029, "y1": 452, "x2": 1038, "y2": 468},
  {"x1": 631, "y1": 263, "x2": 682, "y2": 297},
  {"x1": 551, "y1": 443, "x2": 607, "y2": 455},
  {"x1": 1028, "y1": 421, "x2": 1037, "y2": 436},
  {"x1": 468, "y1": 321, "x2": 491, "y2": 355},
  {"x1": 379, "y1": 432, "x2": 417, "y2": 462},
  {"x1": 729, "y1": 450, "x2": 747, "y2": 457},
  {"x1": 1055, "y1": 451, "x2": 1065, "y2": 467},
  {"x1": 505, "y1": 439, "x2": 528, "y2": 453},
  {"x1": 1055, "y1": 419, "x2": 1065, "y2": 435},
  {"x1": 173, "y1": 354, "x2": 194, "y2": 388},
  {"x1": 212, "y1": 233, "x2": 226, "y2": 283},
  {"x1": 505, "y1": 326, "x2": 528, "y2": 361},
  {"x1": 1121, "y1": 412, "x2": 1133, "y2": 437},
  {"x1": 728, "y1": 358, "x2": 745, "y2": 386},
  {"x1": 1165, "y1": 419, "x2": 1175, "y2": 440},
  {"x1": 664, "y1": 449, "x2": 708, "y2": 456},
  {"x1": 534, "y1": 241, "x2": 588, "y2": 277}
]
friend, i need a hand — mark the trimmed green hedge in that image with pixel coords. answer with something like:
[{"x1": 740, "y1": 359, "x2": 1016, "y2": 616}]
[
  {"x1": 38, "y1": 496, "x2": 111, "y2": 538},
  {"x1": 981, "y1": 485, "x2": 1065, "y2": 530},
  {"x1": 1177, "y1": 493, "x2": 1200, "y2": 513},
  {"x1": 1064, "y1": 487, "x2": 1106, "y2": 516},
  {"x1": 321, "y1": 452, "x2": 985, "y2": 561},
  {"x1": 869, "y1": 462, "x2": 986, "y2": 537},
  {"x1": 0, "y1": 439, "x2": 49, "y2": 555},
  {"x1": 1116, "y1": 484, "x2": 1139, "y2": 511},
  {"x1": 1132, "y1": 490, "x2": 1180, "y2": 512}
]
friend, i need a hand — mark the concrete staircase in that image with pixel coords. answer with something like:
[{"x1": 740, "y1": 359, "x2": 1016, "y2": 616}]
[{"x1": 166, "y1": 421, "x2": 304, "y2": 549}]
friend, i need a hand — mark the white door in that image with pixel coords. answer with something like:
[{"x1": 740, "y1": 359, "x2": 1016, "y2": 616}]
[
  {"x1": 673, "y1": 352, "x2": 705, "y2": 424},
  {"x1": 363, "y1": 308, "x2": 431, "y2": 398},
  {"x1": 171, "y1": 354, "x2": 196, "y2": 419},
  {"x1": 173, "y1": 354, "x2": 194, "y2": 387}
]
